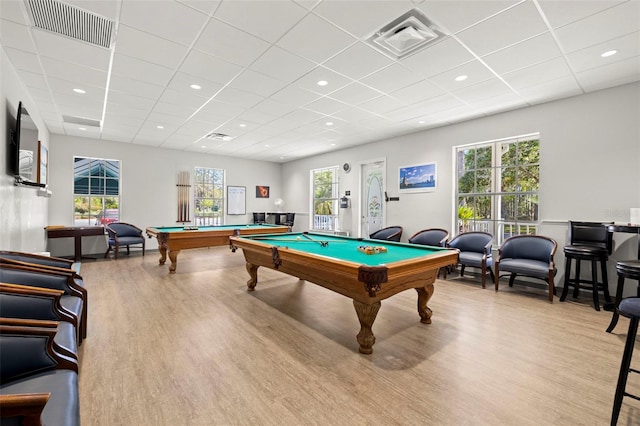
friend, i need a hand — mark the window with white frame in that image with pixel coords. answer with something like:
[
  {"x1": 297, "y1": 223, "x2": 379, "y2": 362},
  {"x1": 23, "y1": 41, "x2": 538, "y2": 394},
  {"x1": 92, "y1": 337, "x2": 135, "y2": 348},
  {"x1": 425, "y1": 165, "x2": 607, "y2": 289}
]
[
  {"x1": 311, "y1": 166, "x2": 339, "y2": 231},
  {"x1": 73, "y1": 157, "x2": 120, "y2": 226},
  {"x1": 194, "y1": 167, "x2": 224, "y2": 226},
  {"x1": 455, "y1": 133, "x2": 540, "y2": 245}
]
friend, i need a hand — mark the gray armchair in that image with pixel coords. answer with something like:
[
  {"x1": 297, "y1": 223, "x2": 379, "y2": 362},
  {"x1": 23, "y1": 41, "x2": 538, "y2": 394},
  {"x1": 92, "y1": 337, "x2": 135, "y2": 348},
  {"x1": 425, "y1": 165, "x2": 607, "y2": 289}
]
[
  {"x1": 105, "y1": 222, "x2": 145, "y2": 259},
  {"x1": 447, "y1": 231, "x2": 494, "y2": 288},
  {"x1": 495, "y1": 235, "x2": 558, "y2": 302},
  {"x1": 369, "y1": 226, "x2": 403, "y2": 242}
]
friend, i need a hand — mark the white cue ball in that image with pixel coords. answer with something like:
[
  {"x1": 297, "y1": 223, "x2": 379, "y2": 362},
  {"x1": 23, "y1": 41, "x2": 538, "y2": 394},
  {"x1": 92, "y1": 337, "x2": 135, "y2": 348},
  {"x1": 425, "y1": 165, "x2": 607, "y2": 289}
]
[{"x1": 296, "y1": 236, "x2": 301, "y2": 240}]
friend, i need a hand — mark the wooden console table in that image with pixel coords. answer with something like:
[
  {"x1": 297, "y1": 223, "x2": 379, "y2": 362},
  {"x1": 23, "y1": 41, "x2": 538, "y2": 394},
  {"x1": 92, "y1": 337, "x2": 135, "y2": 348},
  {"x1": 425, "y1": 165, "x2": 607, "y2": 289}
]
[{"x1": 45, "y1": 226, "x2": 105, "y2": 261}]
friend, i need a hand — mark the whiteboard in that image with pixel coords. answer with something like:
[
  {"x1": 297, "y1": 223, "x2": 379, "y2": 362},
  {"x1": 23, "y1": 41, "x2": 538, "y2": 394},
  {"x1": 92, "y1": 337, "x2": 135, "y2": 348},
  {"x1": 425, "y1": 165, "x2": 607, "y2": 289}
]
[{"x1": 227, "y1": 186, "x2": 246, "y2": 215}]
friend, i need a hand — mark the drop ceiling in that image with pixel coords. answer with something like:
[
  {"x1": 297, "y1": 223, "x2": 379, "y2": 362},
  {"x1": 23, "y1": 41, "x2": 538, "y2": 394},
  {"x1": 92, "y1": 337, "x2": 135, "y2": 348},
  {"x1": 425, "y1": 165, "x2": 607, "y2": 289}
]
[{"x1": 1, "y1": 0, "x2": 638, "y2": 163}]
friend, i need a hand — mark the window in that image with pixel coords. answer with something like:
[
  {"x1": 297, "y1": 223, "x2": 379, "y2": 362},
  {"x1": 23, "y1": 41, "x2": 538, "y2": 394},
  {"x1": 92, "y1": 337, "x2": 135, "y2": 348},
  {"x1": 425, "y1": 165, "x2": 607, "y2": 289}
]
[
  {"x1": 194, "y1": 167, "x2": 224, "y2": 226},
  {"x1": 311, "y1": 166, "x2": 339, "y2": 231},
  {"x1": 455, "y1": 133, "x2": 540, "y2": 245},
  {"x1": 73, "y1": 157, "x2": 120, "y2": 226}
]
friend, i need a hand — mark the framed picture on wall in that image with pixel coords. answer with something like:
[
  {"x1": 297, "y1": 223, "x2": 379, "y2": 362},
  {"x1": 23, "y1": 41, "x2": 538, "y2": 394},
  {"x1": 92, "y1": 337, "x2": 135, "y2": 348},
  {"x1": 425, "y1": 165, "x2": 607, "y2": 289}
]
[
  {"x1": 256, "y1": 185, "x2": 269, "y2": 198},
  {"x1": 399, "y1": 162, "x2": 436, "y2": 193},
  {"x1": 37, "y1": 140, "x2": 48, "y2": 186}
]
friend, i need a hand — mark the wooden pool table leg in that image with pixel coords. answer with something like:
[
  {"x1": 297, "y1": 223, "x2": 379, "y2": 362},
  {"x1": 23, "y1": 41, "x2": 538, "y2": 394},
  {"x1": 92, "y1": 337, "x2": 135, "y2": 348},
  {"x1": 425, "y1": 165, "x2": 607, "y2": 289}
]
[
  {"x1": 167, "y1": 250, "x2": 179, "y2": 274},
  {"x1": 353, "y1": 300, "x2": 381, "y2": 354},
  {"x1": 157, "y1": 245, "x2": 167, "y2": 265},
  {"x1": 246, "y1": 262, "x2": 258, "y2": 291},
  {"x1": 416, "y1": 283, "x2": 435, "y2": 324}
]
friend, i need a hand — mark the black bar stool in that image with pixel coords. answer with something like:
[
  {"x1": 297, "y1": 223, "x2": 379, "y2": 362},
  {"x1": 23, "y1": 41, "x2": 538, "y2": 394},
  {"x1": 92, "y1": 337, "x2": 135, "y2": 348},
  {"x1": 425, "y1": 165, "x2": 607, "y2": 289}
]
[
  {"x1": 611, "y1": 297, "x2": 640, "y2": 425},
  {"x1": 606, "y1": 260, "x2": 640, "y2": 332},
  {"x1": 560, "y1": 221, "x2": 613, "y2": 311}
]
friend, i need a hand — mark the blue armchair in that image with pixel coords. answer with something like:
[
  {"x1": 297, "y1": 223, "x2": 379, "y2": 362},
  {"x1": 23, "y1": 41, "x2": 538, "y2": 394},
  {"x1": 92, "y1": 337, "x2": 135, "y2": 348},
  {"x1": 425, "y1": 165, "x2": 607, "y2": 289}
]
[
  {"x1": 369, "y1": 226, "x2": 403, "y2": 242},
  {"x1": 408, "y1": 228, "x2": 449, "y2": 247},
  {"x1": 495, "y1": 235, "x2": 558, "y2": 302},
  {"x1": 447, "y1": 231, "x2": 495, "y2": 288},
  {"x1": 105, "y1": 222, "x2": 145, "y2": 259}
]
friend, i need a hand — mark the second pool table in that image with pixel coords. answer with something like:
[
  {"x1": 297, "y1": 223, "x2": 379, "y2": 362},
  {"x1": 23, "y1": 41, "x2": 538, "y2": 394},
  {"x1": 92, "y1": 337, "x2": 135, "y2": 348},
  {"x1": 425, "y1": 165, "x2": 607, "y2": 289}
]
[
  {"x1": 146, "y1": 224, "x2": 289, "y2": 273},
  {"x1": 229, "y1": 232, "x2": 459, "y2": 354}
]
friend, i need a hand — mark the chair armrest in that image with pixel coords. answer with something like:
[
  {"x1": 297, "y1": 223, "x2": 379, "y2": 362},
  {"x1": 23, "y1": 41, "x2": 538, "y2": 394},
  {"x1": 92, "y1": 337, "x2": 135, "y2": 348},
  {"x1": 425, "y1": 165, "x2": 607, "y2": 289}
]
[
  {"x1": 0, "y1": 392, "x2": 50, "y2": 425},
  {"x1": 0, "y1": 257, "x2": 83, "y2": 280}
]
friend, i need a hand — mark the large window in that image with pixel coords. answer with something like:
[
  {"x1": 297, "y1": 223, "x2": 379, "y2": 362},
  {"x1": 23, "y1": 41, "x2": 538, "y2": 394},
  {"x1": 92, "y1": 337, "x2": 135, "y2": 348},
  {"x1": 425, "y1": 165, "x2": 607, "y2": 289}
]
[
  {"x1": 311, "y1": 166, "x2": 339, "y2": 231},
  {"x1": 194, "y1": 167, "x2": 224, "y2": 226},
  {"x1": 73, "y1": 157, "x2": 120, "y2": 226},
  {"x1": 455, "y1": 134, "x2": 540, "y2": 245}
]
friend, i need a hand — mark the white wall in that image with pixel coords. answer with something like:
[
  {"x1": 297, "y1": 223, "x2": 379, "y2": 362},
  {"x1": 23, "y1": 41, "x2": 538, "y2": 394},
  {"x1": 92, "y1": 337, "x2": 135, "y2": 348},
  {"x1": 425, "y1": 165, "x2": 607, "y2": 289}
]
[
  {"x1": 0, "y1": 48, "x2": 50, "y2": 253},
  {"x1": 282, "y1": 82, "x2": 640, "y2": 294},
  {"x1": 48, "y1": 134, "x2": 284, "y2": 255}
]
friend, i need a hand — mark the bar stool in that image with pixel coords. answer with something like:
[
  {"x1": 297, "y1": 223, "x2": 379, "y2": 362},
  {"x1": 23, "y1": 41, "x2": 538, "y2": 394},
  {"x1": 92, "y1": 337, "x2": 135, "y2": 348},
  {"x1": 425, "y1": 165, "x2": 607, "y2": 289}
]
[
  {"x1": 560, "y1": 221, "x2": 613, "y2": 311},
  {"x1": 606, "y1": 260, "x2": 640, "y2": 332},
  {"x1": 611, "y1": 297, "x2": 640, "y2": 425}
]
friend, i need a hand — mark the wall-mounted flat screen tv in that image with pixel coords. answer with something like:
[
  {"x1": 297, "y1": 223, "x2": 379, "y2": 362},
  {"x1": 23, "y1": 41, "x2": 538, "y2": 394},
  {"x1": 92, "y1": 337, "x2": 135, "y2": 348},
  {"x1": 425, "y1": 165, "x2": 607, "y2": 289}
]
[{"x1": 10, "y1": 101, "x2": 44, "y2": 187}]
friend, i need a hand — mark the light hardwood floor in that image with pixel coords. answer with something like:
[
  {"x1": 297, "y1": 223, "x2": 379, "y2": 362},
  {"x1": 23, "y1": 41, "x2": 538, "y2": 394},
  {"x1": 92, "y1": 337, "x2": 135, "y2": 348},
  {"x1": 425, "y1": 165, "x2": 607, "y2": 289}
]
[{"x1": 78, "y1": 247, "x2": 640, "y2": 425}]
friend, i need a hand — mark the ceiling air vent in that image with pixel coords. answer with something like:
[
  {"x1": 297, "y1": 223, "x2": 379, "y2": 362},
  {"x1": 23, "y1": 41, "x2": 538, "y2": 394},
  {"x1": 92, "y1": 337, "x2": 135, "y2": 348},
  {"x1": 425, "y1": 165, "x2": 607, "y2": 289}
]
[
  {"x1": 63, "y1": 115, "x2": 101, "y2": 128},
  {"x1": 25, "y1": 0, "x2": 115, "y2": 49},
  {"x1": 205, "y1": 132, "x2": 233, "y2": 142},
  {"x1": 366, "y1": 9, "x2": 446, "y2": 59}
]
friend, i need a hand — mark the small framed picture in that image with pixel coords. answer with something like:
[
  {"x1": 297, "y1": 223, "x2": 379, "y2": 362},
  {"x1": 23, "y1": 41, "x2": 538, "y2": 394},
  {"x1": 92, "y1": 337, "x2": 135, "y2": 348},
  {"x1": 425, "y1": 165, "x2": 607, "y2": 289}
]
[
  {"x1": 256, "y1": 185, "x2": 270, "y2": 198},
  {"x1": 399, "y1": 162, "x2": 437, "y2": 193}
]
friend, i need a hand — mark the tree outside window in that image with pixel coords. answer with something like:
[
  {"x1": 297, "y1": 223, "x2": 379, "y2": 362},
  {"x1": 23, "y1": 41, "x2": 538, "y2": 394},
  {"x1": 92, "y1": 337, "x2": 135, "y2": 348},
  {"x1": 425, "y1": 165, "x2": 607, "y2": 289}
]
[
  {"x1": 73, "y1": 157, "x2": 120, "y2": 226},
  {"x1": 311, "y1": 166, "x2": 339, "y2": 231},
  {"x1": 194, "y1": 167, "x2": 224, "y2": 226}
]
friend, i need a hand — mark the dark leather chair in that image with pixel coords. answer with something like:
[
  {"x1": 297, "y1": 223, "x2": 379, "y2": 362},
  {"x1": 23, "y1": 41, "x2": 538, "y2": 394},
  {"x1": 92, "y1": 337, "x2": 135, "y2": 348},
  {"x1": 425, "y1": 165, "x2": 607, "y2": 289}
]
[
  {"x1": 408, "y1": 228, "x2": 449, "y2": 247},
  {"x1": 0, "y1": 250, "x2": 80, "y2": 274},
  {"x1": 611, "y1": 297, "x2": 640, "y2": 426},
  {"x1": 560, "y1": 221, "x2": 613, "y2": 311},
  {"x1": 369, "y1": 226, "x2": 403, "y2": 242},
  {"x1": 495, "y1": 235, "x2": 558, "y2": 302},
  {"x1": 447, "y1": 231, "x2": 494, "y2": 288},
  {"x1": 253, "y1": 212, "x2": 266, "y2": 224},
  {"x1": 105, "y1": 222, "x2": 145, "y2": 259},
  {"x1": 0, "y1": 321, "x2": 79, "y2": 426},
  {"x1": 0, "y1": 263, "x2": 87, "y2": 343},
  {"x1": 283, "y1": 213, "x2": 295, "y2": 229},
  {"x1": 606, "y1": 260, "x2": 640, "y2": 333}
]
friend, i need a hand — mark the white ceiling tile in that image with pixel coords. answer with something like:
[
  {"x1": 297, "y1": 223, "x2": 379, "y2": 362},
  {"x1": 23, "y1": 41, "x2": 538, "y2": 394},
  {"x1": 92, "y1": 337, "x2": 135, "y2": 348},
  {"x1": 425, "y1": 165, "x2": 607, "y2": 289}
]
[
  {"x1": 159, "y1": 134, "x2": 199, "y2": 150},
  {"x1": 214, "y1": 87, "x2": 265, "y2": 108},
  {"x1": 323, "y1": 42, "x2": 394, "y2": 80},
  {"x1": 518, "y1": 75, "x2": 583, "y2": 104},
  {"x1": 293, "y1": 66, "x2": 352, "y2": 95},
  {"x1": 64, "y1": 0, "x2": 119, "y2": 20},
  {"x1": 157, "y1": 88, "x2": 208, "y2": 110},
  {"x1": 554, "y1": 1, "x2": 640, "y2": 53},
  {"x1": 331, "y1": 107, "x2": 380, "y2": 123},
  {"x1": 180, "y1": 0, "x2": 221, "y2": 16},
  {"x1": 250, "y1": 46, "x2": 315, "y2": 82},
  {"x1": 269, "y1": 85, "x2": 320, "y2": 106},
  {"x1": 470, "y1": 92, "x2": 527, "y2": 114},
  {"x1": 502, "y1": 57, "x2": 574, "y2": 90},
  {"x1": 40, "y1": 57, "x2": 108, "y2": 87},
  {"x1": 277, "y1": 14, "x2": 356, "y2": 63},
  {"x1": 482, "y1": 32, "x2": 563, "y2": 74},
  {"x1": 105, "y1": 103, "x2": 150, "y2": 120},
  {"x1": 166, "y1": 72, "x2": 223, "y2": 99},
  {"x1": 3, "y1": 47, "x2": 42, "y2": 72},
  {"x1": 120, "y1": 0, "x2": 209, "y2": 46},
  {"x1": 416, "y1": 1, "x2": 519, "y2": 34},
  {"x1": 65, "y1": 125, "x2": 101, "y2": 137},
  {"x1": 575, "y1": 56, "x2": 640, "y2": 92},
  {"x1": 198, "y1": 99, "x2": 247, "y2": 118},
  {"x1": 110, "y1": 75, "x2": 165, "y2": 101},
  {"x1": 180, "y1": 49, "x2": 243, "y2": 85},
  {"x1": 360, "y1": 63, "x2": 423, "y2": 93},
  {"x1": 103, "y1": 114, "x2": 144, "y2": 129},
  {"x1": 194, "y1": 18, "x2": 270, "y2": 67},
  {"x1": 405, "y1": 93, "x2": 467, "y2": 116},
  {"x1": 402, "y1": 37, "x2": 475, "y2": 77},
  {"x1": 358, "y1": 95, "x2": 406, "y2": 115},
  {"x1": 456, "y1": 1, "x2": 548, "y2": 56},
  {"x1": 153, "y1": 101, "x2": 199, "y2": 120},
  {"x1": 452, "y1": 78, "x2": 515, "y2": 103},
  {"x1": 566, "y1": 32, "x2": 640, "y2": 74},
  {"x1": 16, "y1": 70, "x2": 48, "y2": 90},
  {"x1": 47, "y1": 77, "x2": 104, "y2": 103},
  {"x1": 115, "y1": 25, "x2": 188, "y2": 69},
  {"x1": 230, "y1": 69, "x2": 288, "y2": 98},
  {"x1": 111, "y1": 53, "x2": 174, "y2": 87},
  {"x1": 303, "y1": 97, "x2": 348, "y2": 115},
  {"x1": 236, "y1": 109, "x2": 278, "y2": 126},
  {"x1": 146, "y1": 111, "x2": 188, "y2": 127},
  {"x1": 428, "y1": 60, "x2": 496, "y2": 91},
  {"x1": 1, "y1": 0, "x2": 29, "y2": 25},
  {"x1": 313, "y1": 0, "x2": 415, "y2": 38},
  {"x1": 214, "y1": 0, "x2": 307, "y2": 43},
  {"x1": 327, "y1": 82, "x2": 382, "y2": 105},
  {"x1": 108, "y1": 91, "x2": 156, "y2": 111},
  {"x1": 538, "y1": 0, "x2": 627, "y2": 29},
  {"x1": 390, "y1": 80, "x2": 446, "y2": 105},
  {"x1": 0, "y1": 19, "x2": 35, "y2": 52},
  {"x1": 33, "y1": 30, "x2": 111, "y2": 71}
]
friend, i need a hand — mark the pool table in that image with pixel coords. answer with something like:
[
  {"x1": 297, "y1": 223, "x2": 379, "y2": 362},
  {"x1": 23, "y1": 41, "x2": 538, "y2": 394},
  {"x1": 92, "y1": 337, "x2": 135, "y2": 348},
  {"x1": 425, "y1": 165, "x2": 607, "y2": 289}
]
[
  {"x1": 229, "y1": 232, "x2": 459, "y2": 354},
  {"x1": 146, "y1": 224, "x2": 289, "y2": 273}
]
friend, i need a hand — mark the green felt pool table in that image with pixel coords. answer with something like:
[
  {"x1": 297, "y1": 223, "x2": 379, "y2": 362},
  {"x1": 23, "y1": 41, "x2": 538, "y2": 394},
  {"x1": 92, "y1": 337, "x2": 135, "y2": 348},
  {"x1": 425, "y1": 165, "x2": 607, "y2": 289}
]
[
  {"x1": 229, "y1": 232, "x2": 459, "y2": 354},
  {"x1": 146, "y1": 224, "x2": 289, "y2": 273}
]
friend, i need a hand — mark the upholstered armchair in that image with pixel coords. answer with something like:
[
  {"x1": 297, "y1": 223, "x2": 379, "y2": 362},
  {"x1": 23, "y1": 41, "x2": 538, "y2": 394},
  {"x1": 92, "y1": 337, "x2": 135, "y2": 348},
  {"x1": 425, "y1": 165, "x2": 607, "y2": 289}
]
[
  {"x1": 495, "y1": 235, "x2": 558, "y2": 302},
  {"x1": 0, "y1": 320, "x2": 79, "y2": 426},
  {"x1": 0, "y1": 250, "x2": 80, "y2": 274},
  {"x1": 369, "y1": 226, "x2": 403, "y2": 242},
  {"x1": 447, "y1": 231, "x2": 495, "y2": 288},
  {"x1": 408, "y1": 228, "x2": 449, "y2": 247},
  {"x1": 105, "y1": 222, "x2": 145, "y2": 259}
]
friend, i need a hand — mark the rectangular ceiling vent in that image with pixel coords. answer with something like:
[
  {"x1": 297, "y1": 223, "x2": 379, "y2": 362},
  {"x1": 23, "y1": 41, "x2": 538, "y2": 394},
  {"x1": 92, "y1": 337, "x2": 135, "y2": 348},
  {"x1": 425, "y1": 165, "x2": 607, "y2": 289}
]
[
  {"x1": 63, "y1": 115, "x2": 101, "y2": 127},
  {"x1": 25, "y1": 0, "x2": 115, "y2": 49},
  {"x1": 205, "y1": 132, "x2": 233, "y2": 142},
  {"x1": 366, "y1": 9, "x2": 447, "y2": 59}
]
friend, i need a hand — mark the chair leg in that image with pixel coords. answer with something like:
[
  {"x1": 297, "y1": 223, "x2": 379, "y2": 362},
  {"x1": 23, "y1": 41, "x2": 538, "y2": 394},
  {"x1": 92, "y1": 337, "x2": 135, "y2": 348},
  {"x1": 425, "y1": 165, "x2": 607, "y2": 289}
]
[
  {"x1": 602, "y1": 260, "x2": 612, "y2": 303},
  {"x1": 592, "y1": 260, "x2": 601, "y2": 311},
  {"x1": 114, "y1": 243, "x2": 119, "y2": 260},
  {"x1": 561, "y1": 257, "x2": 572, "y2": 301},
  {"x1": 611, "y1": 317, "x2": 639, "y2": 425},
  {"x1": 508, "y1": 273, "x2": 516, "y2": 287},
  {"x1": 104, "y1": 245, "x2": 112, "y2": 259},
  {"x1": 573, "y1": 260, "x2": 582, "y2": 298},
  {"x1": 481, "y1": 263, "x2": 486, "y2": 288},
  {"x1": 488, "y1": 267, "x2": 495, "y2": 286},
  {"x1": 607, "y1": 274, "x2": 626, "y2": 333},
  {"x1": 494, "y1": 264, "x2": 500, "y2": 292}
]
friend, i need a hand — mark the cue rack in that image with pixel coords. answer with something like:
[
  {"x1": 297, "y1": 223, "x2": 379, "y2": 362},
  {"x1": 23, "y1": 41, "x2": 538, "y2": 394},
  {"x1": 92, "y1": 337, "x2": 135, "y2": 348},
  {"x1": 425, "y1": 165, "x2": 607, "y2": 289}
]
[{"x1": 176, "y1": 171, "x2": 191, "y2": 223}]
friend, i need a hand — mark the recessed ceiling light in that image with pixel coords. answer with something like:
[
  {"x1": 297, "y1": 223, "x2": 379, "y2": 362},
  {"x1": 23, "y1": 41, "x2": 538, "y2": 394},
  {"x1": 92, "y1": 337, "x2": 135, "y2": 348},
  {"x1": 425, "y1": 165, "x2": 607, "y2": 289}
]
[
  {"x1": 78, "y1": 127, "x2": 86, "y2": 131},
  {"x1": 455, "y1": 75, "x2": 468, "y2": 82},
  {"x1": 418, "y1": 120, "x2": 425, "y2": 124},
  {"x1": 265, "y1": 144, "x2": 269, "y2": 147},
  {"x1": 190, "y1": 84, "x2": 202, "y2": 90},
  {"x1": 73, "y1": 88, "x2": 86, "y2": 94},
  {"x1": 239, "y1": 124, "x2": 246, "y2": 127},
  {"x1": 280, "y1": 156, "x2": 285, "y2": 159},
  {"x1": 601, "y1": 49, "x2": 618, "y2": 58},
  {"x1": 330, "y1": 143, "x2": 336, "y2": 146},
  {"x1": 326, "y1": 122, "x2": 333, "y2": 126},
  {"x1": 317, "y1": 80, "x2": 328, "y2": 86},
  {"x1": 156, "y1": 125, "x2": 164, "y2": 129},
  {"x1": 201, "y1": 145, "x2": 206, "y2": 148}
]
